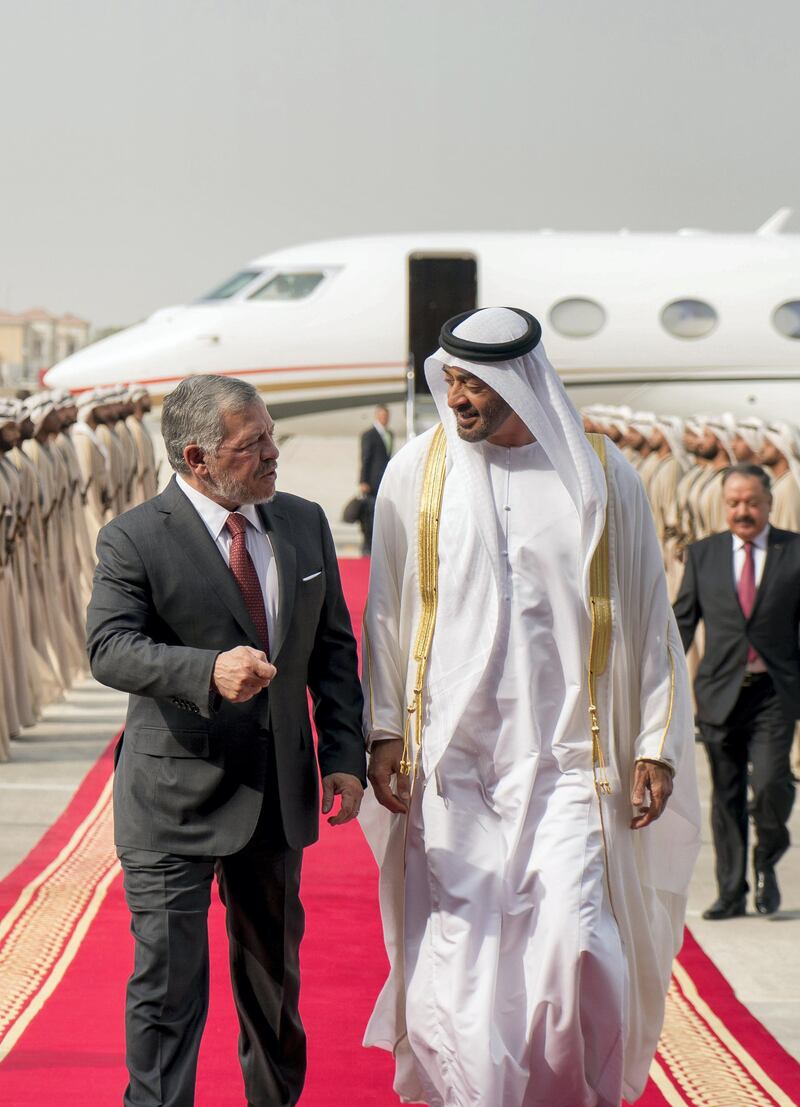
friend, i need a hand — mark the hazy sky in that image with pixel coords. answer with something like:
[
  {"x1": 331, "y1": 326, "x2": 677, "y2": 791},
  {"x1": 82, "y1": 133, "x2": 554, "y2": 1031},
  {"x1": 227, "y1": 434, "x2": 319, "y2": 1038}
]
[{"x1": 2, "y1": 0, "x2": 799, "y2": 327}]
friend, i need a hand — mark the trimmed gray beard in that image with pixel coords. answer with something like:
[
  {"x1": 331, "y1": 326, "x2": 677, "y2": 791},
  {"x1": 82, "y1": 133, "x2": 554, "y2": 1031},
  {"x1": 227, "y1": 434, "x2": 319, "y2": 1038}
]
[{"x1": 202, "y1": 464, "x2": 276, "y2": 505}]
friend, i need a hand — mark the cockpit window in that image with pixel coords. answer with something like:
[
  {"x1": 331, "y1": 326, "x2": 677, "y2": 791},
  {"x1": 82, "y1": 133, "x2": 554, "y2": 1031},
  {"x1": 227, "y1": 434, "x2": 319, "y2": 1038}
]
[
  {"x1": 201, "y1": 270, "x2": 262, "y2": 300},
  {"x1": 248, "y1": 272, "x2": 326, "y2": 302}
]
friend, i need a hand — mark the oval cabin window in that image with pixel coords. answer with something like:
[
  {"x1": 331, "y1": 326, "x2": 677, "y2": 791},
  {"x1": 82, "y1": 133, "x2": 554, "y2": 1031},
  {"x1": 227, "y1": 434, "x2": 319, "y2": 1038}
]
[
  {"x1": 661, "y1": 298, "x2": 718, "y2": 339},
  {"x1": 773, "y1": 300, "x2": 800, "y2": 339},
  {"x1": 548, "y1": 298, "x2": 606, "y2": 338}
]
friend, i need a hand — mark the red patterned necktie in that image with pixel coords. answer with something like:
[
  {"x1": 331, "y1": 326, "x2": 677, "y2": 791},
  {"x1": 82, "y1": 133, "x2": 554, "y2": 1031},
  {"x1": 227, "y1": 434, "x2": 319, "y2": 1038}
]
[
  {"x1": 738, "y1": 540, "x2": 758, "y2": 664},
  {"x1": 225, "y1": 512, "x2": 270, "y2": 657}
]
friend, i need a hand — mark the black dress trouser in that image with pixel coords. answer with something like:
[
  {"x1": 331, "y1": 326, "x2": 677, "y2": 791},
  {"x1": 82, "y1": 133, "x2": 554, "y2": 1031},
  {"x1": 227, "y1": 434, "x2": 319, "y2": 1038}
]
[
  {"x1": 698, "y1": 674, "x2": 795, "y2": 902},
  {"x1": 117, "y1": 798, "x2": 305, "y2": 1107}
]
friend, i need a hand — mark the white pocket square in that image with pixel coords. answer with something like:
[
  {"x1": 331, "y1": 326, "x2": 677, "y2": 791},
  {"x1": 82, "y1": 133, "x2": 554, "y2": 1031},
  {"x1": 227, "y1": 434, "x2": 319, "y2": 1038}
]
[{"x1": 302, "y1": 571, "x2": 323, "y2": 582}]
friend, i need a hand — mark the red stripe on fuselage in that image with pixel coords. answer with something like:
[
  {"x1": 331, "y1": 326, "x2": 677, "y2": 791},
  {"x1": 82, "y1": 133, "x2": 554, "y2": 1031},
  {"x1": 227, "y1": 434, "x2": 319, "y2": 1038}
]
[{"x1": 67, "y1": 361, "x2": 407, "y2": 393}]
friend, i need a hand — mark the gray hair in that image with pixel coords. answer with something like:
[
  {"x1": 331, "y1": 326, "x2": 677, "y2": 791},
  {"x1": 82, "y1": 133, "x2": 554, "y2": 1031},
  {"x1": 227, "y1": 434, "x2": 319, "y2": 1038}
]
[{"x1": 161, "y1": 375, "x2": 262, "y2": 474}]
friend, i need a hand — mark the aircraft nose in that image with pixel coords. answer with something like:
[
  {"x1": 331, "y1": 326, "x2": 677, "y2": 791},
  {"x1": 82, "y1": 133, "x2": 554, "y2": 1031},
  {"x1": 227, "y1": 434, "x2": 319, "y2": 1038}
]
[{"x1": 43, "y1": 316, "x2": 201, "y2": 392}]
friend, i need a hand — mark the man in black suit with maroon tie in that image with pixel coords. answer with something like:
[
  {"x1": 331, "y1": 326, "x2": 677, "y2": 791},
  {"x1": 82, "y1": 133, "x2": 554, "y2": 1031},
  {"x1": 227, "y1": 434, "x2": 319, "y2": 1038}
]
[
  {"x1": 87, "y1": 375, "x2": 366, "y2": 1106},
  {"x1": 674, "y1": 463, "x2": 799, "y2": 919}
]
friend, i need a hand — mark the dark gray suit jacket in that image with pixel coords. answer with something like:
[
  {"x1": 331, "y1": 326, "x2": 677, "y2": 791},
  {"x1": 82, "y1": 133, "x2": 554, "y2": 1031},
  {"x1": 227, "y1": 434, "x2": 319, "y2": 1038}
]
[
  {"x1": 87, "y1": 477, "x2": 365, "y2": 855},
  {"x1": 673, "y1": 526, "x2": 800, "y2": 726}
]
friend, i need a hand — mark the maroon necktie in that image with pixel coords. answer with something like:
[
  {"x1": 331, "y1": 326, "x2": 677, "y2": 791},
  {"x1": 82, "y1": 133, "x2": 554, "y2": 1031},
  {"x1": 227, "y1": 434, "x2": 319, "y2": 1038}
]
[
  {"x1": 225, "y1": 512, "x2": 270, "y2": 657},
  {"x1": 738, "y1": 540, "x2": 758, "y2": 664}
]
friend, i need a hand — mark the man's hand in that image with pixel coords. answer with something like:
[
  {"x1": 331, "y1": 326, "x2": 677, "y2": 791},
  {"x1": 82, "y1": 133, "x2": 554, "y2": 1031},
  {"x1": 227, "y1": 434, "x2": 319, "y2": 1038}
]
[
  {"x1": 212, "y1": 646, "x2": 276, "y2": 703},
  {"x1": 630, "y1": 760, "x2": 673, "y2": 830},
  {"x1": 368, "y1": 738, "x2": 410, "y2": 814},
  {"x1": 321, "y1": 773, "x2": 364, "y2": 826},
  {"x1": 359, "y1": 482, "x2": 371, "y2": 495}
]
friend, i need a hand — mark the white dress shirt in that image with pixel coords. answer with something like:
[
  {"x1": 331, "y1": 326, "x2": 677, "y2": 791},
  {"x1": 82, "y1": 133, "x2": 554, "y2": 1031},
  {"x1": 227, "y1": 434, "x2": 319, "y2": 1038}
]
[
  {"x1": 374, "y1": 421, "x2": 392, "y2": 453},
  {"x1": 732, "y1": 524, "x2": 769, "y2": 588},
  {"x1": 732, "y1": 524, "x2": 769, "y2": 672},
  {"x1": 176, "y1": 475, "x2": 278, "y2": 650}
]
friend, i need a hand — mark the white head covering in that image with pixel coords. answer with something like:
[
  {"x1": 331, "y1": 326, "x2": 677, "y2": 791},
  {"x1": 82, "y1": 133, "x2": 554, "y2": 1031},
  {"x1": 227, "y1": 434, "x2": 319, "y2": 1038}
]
[
  {"x1": 606, "y1": 405, "x2": 633, "y2": 436},
  {"x1": 629, "y1": 411, "x2": 656, "y2": 436},
  {"x1": 655, "y1": 414, "x2": 691, "y2": 471},
  {"x1": 26, "y1": 392, "x2": 57, "y2": 432},
  {"x1": 76, "y1": 388, "x2": 106, "y2": 418},
  {"x1": 735, "y1": 416, "x2": 765, "y2": 456},
  {"x1": 580, "y1": 404, "x2": 613, "y2": 433},
  {"x1": 764, "y1": 420, "x2": 800, "y2": 486},
  {"x1": 424, "y1": 307, "x2": 607, "y2": 613},
  {"x1": 705, "y1": 412, "x2": 737, "y2": 460},
  {"x1": 0, "y1": 399, "x2": 19, "y2": 429},
  {"x1": 50, "y1": 388, "x2": 75, "y2": 411}
]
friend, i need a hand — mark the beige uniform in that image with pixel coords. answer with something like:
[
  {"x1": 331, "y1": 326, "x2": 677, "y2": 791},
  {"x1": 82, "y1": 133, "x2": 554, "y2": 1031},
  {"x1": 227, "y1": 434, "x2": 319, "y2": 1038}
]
[
  {"x1": 48, "y1": 438, "x2": 89, "y2": 665},
  {"x1": 116, "y1": 419, "x2": 139, "y2": 513},
  {"x1": 1, "y1": 454, "x2": 61, "y2": 722},
  {"x1": 73, "y1": 423, "x2": 111, "y2": 550},
  {"x1": 7, "y1": 444, "x2": 65, "y2": 699},
  {"x1": 56, "y1": 429, "x2": 96, "y2": 601},
  {"x1": 126, "y1": 414, "x2": 158, "y2": 504},
  {"x1": 769, "y1": 471, "x2": 800, "y2": 531},
  {"x1": 696, "y1": 469, "x2": 727, "y2": 538},
  {"x1": 0, "y1": 464, "x2": 18, "y2": 754},
  {"x1": 95, "y1": 423, "x2": 126, "y2": 517},
  {"x1": 22, "y1": 437, "x2": 86, "y2": 686},
  {"x1": 1, "y1": 456, "x2": 45, "y2": 733},
  {"x1": 637, "y1": 451, "x2": 662, "y2": 499},
  {"x1": 647, "y1": 454, "x2": 684, "y2": 601}
]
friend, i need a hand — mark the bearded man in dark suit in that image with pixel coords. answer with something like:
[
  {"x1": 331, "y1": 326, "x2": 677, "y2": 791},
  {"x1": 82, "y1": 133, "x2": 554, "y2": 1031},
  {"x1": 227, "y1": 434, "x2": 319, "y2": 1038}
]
[
  {"x1": 87, "y1": 374, "x2": 365, "y2": 1107},
  {"x1": 674, "y1": 463, "x2": 799, "y2": 920}
]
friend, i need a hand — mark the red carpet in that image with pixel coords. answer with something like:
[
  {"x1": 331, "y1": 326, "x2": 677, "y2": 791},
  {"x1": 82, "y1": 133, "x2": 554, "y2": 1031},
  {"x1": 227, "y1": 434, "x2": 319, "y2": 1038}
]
[{"x1": 0, "y1": 557, "x2": 798, "y2": 1106}]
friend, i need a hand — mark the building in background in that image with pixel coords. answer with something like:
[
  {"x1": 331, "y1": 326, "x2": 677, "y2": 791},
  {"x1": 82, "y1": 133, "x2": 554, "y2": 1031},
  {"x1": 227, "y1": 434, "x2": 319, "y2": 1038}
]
[{"x1": 0, "y1": 308, "x2": 90, "y2": 387}]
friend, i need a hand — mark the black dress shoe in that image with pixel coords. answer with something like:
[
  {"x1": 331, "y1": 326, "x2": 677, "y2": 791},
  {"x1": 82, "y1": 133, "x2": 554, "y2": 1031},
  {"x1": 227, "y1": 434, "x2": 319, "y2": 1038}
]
[
  {"x1": 702, "y1": 896, "x2": 747, "y2": 920},
  {"x1": 755, "y1": 868, "x2": 780, "y2": 916}
]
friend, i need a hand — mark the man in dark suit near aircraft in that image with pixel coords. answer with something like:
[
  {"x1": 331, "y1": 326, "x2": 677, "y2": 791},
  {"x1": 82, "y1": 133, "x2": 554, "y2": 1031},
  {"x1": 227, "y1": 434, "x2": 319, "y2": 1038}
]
[
  {"x1": 358, "y1": 404, "x2": 393, "y2": 553},
  {"x1": 87, "y1": 374, "x2": 366, "y2": 1107},
  {"x1": 674, "y1": 463, "x2": 799, "y2": 919}
]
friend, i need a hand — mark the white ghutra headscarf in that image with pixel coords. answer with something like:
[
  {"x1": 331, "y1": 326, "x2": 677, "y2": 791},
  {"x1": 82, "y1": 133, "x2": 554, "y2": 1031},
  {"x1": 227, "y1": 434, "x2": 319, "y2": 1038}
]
[{"x1": 423, "y1": 307, "x2": 608, "y2": 615}]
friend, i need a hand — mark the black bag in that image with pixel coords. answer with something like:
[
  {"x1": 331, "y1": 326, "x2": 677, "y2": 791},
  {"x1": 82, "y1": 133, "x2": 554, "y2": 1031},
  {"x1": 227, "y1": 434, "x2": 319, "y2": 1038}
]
[{"x1": 342, "y1": 496, "x2": 365, "y2": 524}]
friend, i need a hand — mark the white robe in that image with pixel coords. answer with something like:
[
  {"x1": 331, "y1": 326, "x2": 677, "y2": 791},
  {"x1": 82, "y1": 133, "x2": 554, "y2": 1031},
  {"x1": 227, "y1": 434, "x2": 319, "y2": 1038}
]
[{"x1": 361, "y1": 429, "x2": 700, "y2": 1106}]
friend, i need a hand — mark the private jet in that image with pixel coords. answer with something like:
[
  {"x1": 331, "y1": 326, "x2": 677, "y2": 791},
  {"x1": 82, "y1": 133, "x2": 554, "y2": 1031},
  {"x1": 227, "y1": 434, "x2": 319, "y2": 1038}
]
[{"x1": 44, "y1": 210, "x2": 800, "y2": 424}]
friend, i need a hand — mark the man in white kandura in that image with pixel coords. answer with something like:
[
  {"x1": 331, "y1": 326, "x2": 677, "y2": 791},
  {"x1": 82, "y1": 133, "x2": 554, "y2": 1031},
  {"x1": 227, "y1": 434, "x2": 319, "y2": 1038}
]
[{"x1": 360, "y1": 307, "x2": 701, "y2": 1107}]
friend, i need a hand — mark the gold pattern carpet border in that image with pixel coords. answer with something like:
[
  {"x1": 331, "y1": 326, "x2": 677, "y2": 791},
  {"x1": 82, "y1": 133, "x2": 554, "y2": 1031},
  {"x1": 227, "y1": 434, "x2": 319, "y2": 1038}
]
[
  {"x1": 0, "y1": 776, "x2": 119, "y2": 1062},
  {"x1": 653, "y1": 959, "x2": 796, "y2": 1107}
]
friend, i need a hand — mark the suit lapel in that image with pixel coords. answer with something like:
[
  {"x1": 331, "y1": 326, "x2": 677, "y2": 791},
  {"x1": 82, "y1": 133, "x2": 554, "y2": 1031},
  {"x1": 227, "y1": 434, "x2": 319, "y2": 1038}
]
[
  {"x1": 749, "y1": 528, "x2": 784, "y2": 622},
  {"x1": 258, "y1": 499, "x2": 296, "y2": 662},
  {"x1": 158, "y1": 478, "x2": 263, "y2": 647},
  {"x1": 715, "y1": 533, "x2": 741, "y2": 611}
]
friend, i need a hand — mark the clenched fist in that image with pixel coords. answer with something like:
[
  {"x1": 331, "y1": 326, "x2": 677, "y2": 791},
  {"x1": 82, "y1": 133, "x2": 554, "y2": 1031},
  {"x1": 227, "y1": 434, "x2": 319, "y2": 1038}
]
[{"x1": 212, "y1": 646, "x2": 276, "y2": 703}]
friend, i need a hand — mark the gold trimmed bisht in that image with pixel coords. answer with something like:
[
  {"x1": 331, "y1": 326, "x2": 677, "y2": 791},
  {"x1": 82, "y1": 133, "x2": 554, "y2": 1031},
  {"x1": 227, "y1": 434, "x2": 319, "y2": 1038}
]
[{"x1": 400, "y1": 425, "x2": 614, "y2": 798}]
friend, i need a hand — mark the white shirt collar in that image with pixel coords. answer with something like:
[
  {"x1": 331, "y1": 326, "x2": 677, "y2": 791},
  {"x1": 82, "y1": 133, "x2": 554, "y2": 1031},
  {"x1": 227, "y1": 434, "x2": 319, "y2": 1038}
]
[
  {"x1": 732, "y1": 523, "x2": 770, "y2": 552},
  {"x1": 175, "y1": 474, "x2": 264, "y2": 540}
]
